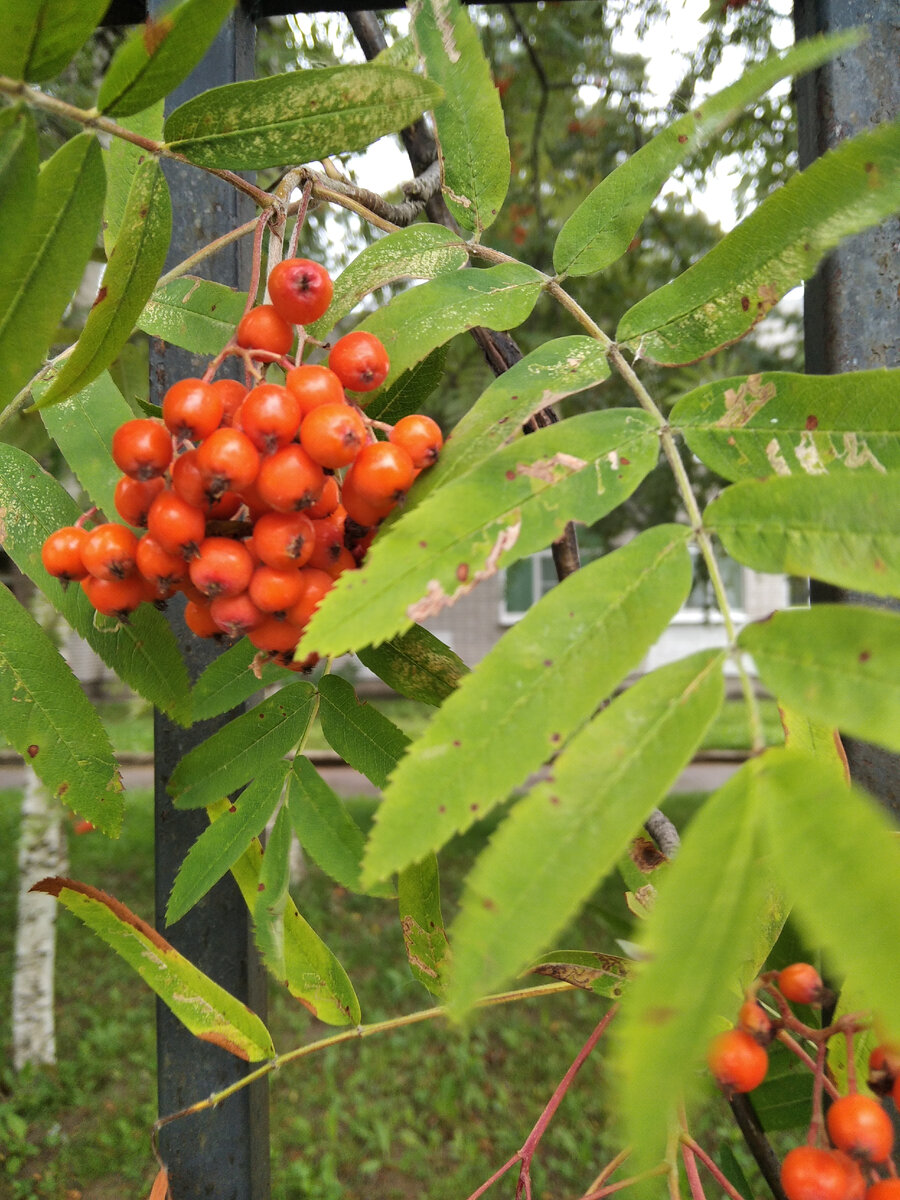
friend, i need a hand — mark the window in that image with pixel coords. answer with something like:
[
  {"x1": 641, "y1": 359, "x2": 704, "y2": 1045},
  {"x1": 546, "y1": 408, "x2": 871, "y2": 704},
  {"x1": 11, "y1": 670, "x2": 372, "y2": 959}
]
[{"x1": 501, "y1": 551, "x2": 558, "y2": 623}]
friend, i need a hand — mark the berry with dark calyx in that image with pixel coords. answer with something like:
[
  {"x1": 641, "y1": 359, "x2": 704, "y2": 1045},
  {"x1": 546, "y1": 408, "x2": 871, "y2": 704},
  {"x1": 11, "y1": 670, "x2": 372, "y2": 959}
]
[
  {"x1": 210, "y1": 591, "x2": 264, "y2": 639},
  {"x1": 307, "y1": 511, "x2": 346, "y2": 572},
  {"x1": 349, "y1": 440, "x2": 416, "y2": 505},
  {"x1": 147, "y1": 491, "x2": 207, "y2": 560},
  {"x1": 136, "y1": 535, "x2": 189, "y2": 595},
  {"x1": 114, "y1": 474, "x2": 165, "y2": 528},
  {"x1": 831, "y1": 1153, "x2": 866, "y2": 1200},
  {"x1": 237, "y1": 383, "x2": 301, "y2": 454},
  {"x1": 738, "y1": 999, "x2": 775, "y2": 1045},
  {"x1": 389, "y1": 413, "x2": 443, "y2": 468},
  {"x1": 340, "y1": 466, "x2": 395, "y2": 528},
  {"x1": 255, "y1": 443, "x2": 325, "y2": 513},
  {"x1": 189, "y1": 537, "x2": 254, "y2": 599},
  {"x1": 247, "y1": 615, "x2": 305, "y2": 654},
  {"x1": 868, "y1": 1045, "x2": 900, "y2": 1096},
  {"x1": 248, "y1": 564, "x2": 307, "y2": 616},
  {"x1": 80, "y1": 523, "x2": 139, "y2": 581},
  {"x1": 328, "y1": 331, "x2": 390, "y2": 393},
  {"x1": 300, "y1": 402, "x2": 367, "y2": 469},
  {"x1": 236, "y1": 304, "x2": 294, "y2": 356},
  {"x1": 781, "y1": 1147, "x2": 857, "y2": 1200},
  {"x1": 707, "y1": 1028, "x2": 768, "y2": 1094},
  {"x1": 305, "y1": 474, "x2": 340, "y2": 519},
  {"x1": 827, "y1": 1094, "x2": 893, "y2": 1164},
  {"x1": 285, "y1": 363, "x2": 346, "y2": 415},
  {"x1": 196, "y1": 427, "x2": 260, "y2": 498},
  {"x1": 112, "y1": 418, "x2": 172, "y2": 481},
  {"x1": 41, "y1": 526, "x2": 89, "y2": 581},
  {"x1": 778, "y1": 963, "x2": 828, "y2": 1006},
  {"x1": 162, "y1": 377, "x2": 223, "y2": 443},
  {"x1": 81, "y1": 573, "x2": 146, "y2": 620},
  {"x1": 251, "y1": 510, "x2": 315, "y2": 571},
  {"x1": 323, "y1": 546, "x2": 357, "y2": 580},
  {"x1": 267, "y1": 258, "x2": 333, "y2": 326}
]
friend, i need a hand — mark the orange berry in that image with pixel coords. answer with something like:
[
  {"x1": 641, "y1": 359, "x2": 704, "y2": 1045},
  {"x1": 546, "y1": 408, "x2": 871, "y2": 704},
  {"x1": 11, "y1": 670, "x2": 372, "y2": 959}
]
[
  {"x1": 707, "y1": 1028, "x2": 768, "y2": 1094},
  {"x1": 235, "y1": 304, "x2": 294, "y2": 356},
  {"x1": 328, "y1": 331, "x2": 389, "y2": 393}
]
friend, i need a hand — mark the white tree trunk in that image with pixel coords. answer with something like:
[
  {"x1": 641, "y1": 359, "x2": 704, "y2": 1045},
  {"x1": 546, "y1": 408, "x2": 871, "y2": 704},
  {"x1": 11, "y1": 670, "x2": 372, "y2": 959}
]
[{"x1": 12, "y1": 745, "x2": 67, "y2": 1071}]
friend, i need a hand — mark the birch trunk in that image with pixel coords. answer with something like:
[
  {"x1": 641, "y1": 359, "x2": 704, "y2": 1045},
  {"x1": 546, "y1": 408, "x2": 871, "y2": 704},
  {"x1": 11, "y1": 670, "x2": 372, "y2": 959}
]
[{"x1": 12, "y1": 766, "x2": 67, "y2": 1071}]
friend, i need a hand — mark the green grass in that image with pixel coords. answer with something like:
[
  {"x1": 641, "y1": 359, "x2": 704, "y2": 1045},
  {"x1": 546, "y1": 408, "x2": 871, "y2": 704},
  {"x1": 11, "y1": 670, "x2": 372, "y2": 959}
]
[{"x1": 0, "y1": 786, "x2": 718, "y2": 1200}]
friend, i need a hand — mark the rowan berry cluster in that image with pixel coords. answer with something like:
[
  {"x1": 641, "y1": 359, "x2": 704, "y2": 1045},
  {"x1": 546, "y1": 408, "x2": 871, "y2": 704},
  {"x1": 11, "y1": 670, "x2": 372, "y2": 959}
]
[
  {"x1": 40, "y1": 258, "x2": 443, "y2": 666},
  {"x1": 707, "y1": 962, "x2": 900, "y2": 1199}
]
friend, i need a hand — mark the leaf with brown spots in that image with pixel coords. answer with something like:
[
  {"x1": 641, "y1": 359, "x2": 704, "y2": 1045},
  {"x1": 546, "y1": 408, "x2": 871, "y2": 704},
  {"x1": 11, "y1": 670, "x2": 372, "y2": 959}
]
[
  {"x1": 35, "y1": 877, "x2": 274, "y2": 1061},
  {"x1": 618, "y1": 120, "x2": 900, "y2": 364},
  {"x1": 527, "y1": 950, "x2": 630, "y2": 999}
]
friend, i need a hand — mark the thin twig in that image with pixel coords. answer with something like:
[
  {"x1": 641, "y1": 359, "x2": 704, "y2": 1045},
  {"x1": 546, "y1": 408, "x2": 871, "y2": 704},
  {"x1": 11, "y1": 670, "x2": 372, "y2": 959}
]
[{"x1": 680, "y1": 1135, "x2": 749, "y2": 1200}]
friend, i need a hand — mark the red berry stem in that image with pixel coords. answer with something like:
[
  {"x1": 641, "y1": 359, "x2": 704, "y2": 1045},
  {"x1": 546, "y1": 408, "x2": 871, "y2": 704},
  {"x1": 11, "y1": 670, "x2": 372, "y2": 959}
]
[
  {"x1": 678, "y1": 1135, "x2": 750, "y2": 1200},
  {"x1": 579, "y1": 1165, "x2": 671, "y2": 1200},
  {"x1": 288, "y1": 177, "x2": 315, "y2": 260},
  {"x1": 776, "y1": 1031, "x2": 841, "y2": 1102},
  {"x1": 681, "y1": 1139, "x2": 708, "y2": 1200},
  {"x1": 244, "y1": 209, "x2": 275, "y2": 320},
  {"x1": 74, "y1": 506, "x2": 98, "y2": 529},
  {"x1": 807, "y1": 1040, "x2": 829, "y2": 1147}
]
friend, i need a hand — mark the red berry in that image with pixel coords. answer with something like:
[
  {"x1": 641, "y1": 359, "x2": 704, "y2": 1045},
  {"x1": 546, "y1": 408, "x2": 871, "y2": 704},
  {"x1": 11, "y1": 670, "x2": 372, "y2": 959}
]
[
  {"x1": 80, "y1": 523, "x2": 139, "y2": 581},
  {"x1": 81, "y1": 573, "x2": 146, "y2": 620},
  {"x1": 136, "y1": 535, "x2": 188, "y2": 595},
  {"x1": 267, "y1": 258, "x2": 333, "y2": 326},
  {"x1": 323, "y1": 546, "x2": 356, "y2": 580},
  {"x1": 255, "y1": 444, "x2": 325, "y2": 512},
  {"x1": 189, "y1": 537, "x2": 254, "y2": 599},
  {"x1": 162, "y1": 378, "x2": 223, "y2": 442},
  {"x1": 348, "y1": 440, "x2": 415, "y2": 504},
  {"x1": 328, "y1": 331, "x2": 390, "y2": 393},
  {"x1": 246, "y1": 615, "x2": 304, "y2": 653},
  {"x1": 184, "y1": 598, "x2": 220, "y2": 639},
  {"x1": 781, "y1": 1147, "x2": 854, "y2": 1200},
  {"x1": 41, "y1": 526, "x2": 89, "y2": 581},
  {"x1": 389, "y1": 413, "x2": 443, "y2": 468},
  {"x1": 340, "y1": 466, "x2": 395, "y2": 528},
  {"x1": 307, "y1": 511, "x2": 346, "y2": 572},
  {"x1": 209, "y1": 377, "x2": 248, "y2": 427},
  {"x1": 248, "y1": 564, "x2": 307, "y2": 615},
  {"x1": 707, "y1": 1028, "x2": 768, "y2": 1094},
  {"x1": 196, "y1": 427, "x2": 260, "y2": 498},
  {"x1": 827, "y1": 1094, "x2": 894, "y2": 1164},
  {"x1": 300, "y1": 402, "x2": 367, "y2": 469},
  {"x1": 285, "y1": 362, "x2": 346, "y2": 415},
  {"x1": 237, "y1": 383, "x2": 301, "y2": 454},
  {"x1": 236, "y1": 305, "x2": 294, "y2": 356},
  {"x1": 251, "y1": 511, "x2": 315, "y2": 571},
  {"x1": 285, "y1": 568, "x2": 334, "y2": 628},
  {"x1": 305, "y1": 475, "x2": 340, "y2": 519},
  {"x1": 147, "y1": 491, "x2": 207, "y2": 560},
  {"x1": 778, "y1": 963, "x2": 826, "y2": 1005},
  {"x1": 112, "y1": 418, "x2": 172, "y2": 480},
  {"x1": 867, "y1": 1181, "x2": 900, "y2": 1200},
  {"x1": 209, "y1": 591, "x2": 264, "y2": 639},
  {"x1": 738, "y1": 1000, "x2": 774, "y2": 1044},
  {"x1": 114, "y1": 474, "x2": 166, "y2": 528}
]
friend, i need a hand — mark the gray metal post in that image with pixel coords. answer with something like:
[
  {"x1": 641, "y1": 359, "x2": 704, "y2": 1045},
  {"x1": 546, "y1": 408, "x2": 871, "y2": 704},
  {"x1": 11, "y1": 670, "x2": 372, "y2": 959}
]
[
  {"x1": 793, "y1": 0, "x2": 900, "y2": 816},
  {"x1": 149, "y1": 7, "x2": 270, "y2": 1197}
]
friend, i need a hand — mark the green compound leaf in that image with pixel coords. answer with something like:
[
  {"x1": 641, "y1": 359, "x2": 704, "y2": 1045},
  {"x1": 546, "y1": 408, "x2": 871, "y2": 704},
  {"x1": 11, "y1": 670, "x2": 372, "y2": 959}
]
[
  {"x1": 37, "y1": 158, "x2": 172, "y2": 408},
  {"x1": 35, "y1": 877, "x2": 275, "y2": 1060},
  {"x1": 364, "y1": 346, "x2": 448, "y2": 425},
  {"x1": 0, "y1": 586, "x2": 124, "y2": 836},
  {"x1": 39, "y1": 372, "x2": 134, "y2": 529},
  {"x1": 138, "y1": 276, "x2": 248, "y2": 357},
  {"x1": 317, "y1": 674, "x2": 410, "y2": 789},
  {"x1": 164, "y1": 65, "x2": 443, "y2": 171},
  {"x1": 305, "y1": 409, "x2": 660, "y2": 658},
  {"x1": 191, "y1": 638, "x2": 290, "y2": 723},
  {"x1": 103, "y1": 104, "x2": 165, "y2": 257},
  {"x1": 0, "y1": 106, "x2": 38, "y2": 292},
  {"x1": 617, "y1": 120, "x2": 900, "y2": 365},
  {"x1": 616, "y1": 758, "x2": 770, "y2": 1174},
  {"x1": 527, "y1": 950, "x2": 631, "y2": 1000},
  {"x1": 705, "y1": 472, "x2": 900, "y2": 599},
  {"x1": 758, "y1": 747, "x2": 900, "y2": 1043},
  {"x1": 215, "y1": 798, "x2": 361, "y2": 1025},
  {"x1": 253, "y1": 802, "x2": 293, "y2": 982},
  {"x1": 553, "y1": 32, "x2": 860, "y2": 278},
  {"x1": 398, "y1": 851, "x2": 451, "y2": 998},
  {"x1": 448, "y1": 649, "x2": 725, "y2": 1016},
  {"x1": 740, "y1": 606, "x2": 900, "y2": 754},
  {"x1": 356, "y1": 624, "x2": 468, "y2": 707},
  {"x1": 97, "y1": 0, "x2": 236, "y2": 118},
  {"x1": 0, "y1": 133, "x2": 105, "y2": 413},
  {"x1": 168, "y1": 681, "x2": 317, "y2": 809},
  {"x1": 0, "y1": 0, "x2": 112, "y2": 82},
  {"x1": 780, "y1": 704, "x2": 849, "y2": 787},
  {"x1": 413, "y1": 336, "x2": 612, "y2": 505},
  {"x1": 286, "y1": 755, "x2": 379, "y2": 895},
  {"x1": 0, "y1": 445, "x2": 191, "y2": 725},
  {"x1": 166, "y1": 761, "x2": 290, "y2": 926},
  {"x1": 307, "y1": 224, "x2": 468, "y2": 341},
  {"x1": 362, "y1": 525, "x2": 693, "y2": 886},
  {"x1": 411, "y1": 0, "x2": 510, "y2": 234},
  {"x1": 354, "y1": 263, "x2": 544, "y2": 398},
  {"x1": 671, "y1": 370, "x2": 900, "y2": 482}
]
